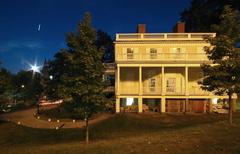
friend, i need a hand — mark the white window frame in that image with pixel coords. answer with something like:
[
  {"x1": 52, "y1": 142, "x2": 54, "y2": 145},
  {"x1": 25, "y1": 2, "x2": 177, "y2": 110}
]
[
  {"x1": 172, "y1": 48, "x2": 182, "y2": 59},
  {"x1": 166, "y1": 77, "x2": 176, "y2": 93},
  {"x1": 150, "y1": 48, "x2": 157, "y2": 59},
  {"x1": 149, "y1": 78, "x2": 156, "y2": 92},
  {"x1": 127, "y1": 48, "x2": 134, "y2": 59}
]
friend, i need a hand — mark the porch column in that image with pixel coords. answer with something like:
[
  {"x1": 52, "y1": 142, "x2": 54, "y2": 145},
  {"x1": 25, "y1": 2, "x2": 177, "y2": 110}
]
[
  {"x1": 161, "y1": 97, "x2": 166, "y2": 113},
  {"x1": 116, "y1": 97, "x2": 120, "y2": 113},
  {"x1": 183, "y1": 98, "x2": 188, "y2": 114},
  {"x1": 117, "y1": 66, "x2": 120, "y2": 95},
  {"x1": 203, "y1": 99, "x2": 207, "y2": 113},
  {"x1": 209, "y1": 99, "x2": 213, "y2": 113},
  {"x1": 185, "y1": 66, "x2": 189, "y2": 95},
  {"x1": 161, "y1": 67, "x2": 165, "y2": 95},
  {"x1": 139, "y1": 66, "x2": 142, "y2": 95},
  {"x1": 232, "y1": 93, "x2": 237, "y2": 112},
  {"x1": 138, "y1": 97, "x2": 143, "y2": 113},
  {"x1": 233, "y1": 98, "x2": 237, "y2": 112}
]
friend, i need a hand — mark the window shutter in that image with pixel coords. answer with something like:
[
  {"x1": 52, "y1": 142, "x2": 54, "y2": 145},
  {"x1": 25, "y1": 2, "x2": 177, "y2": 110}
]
[
  {"x1": 171, "y1": 48, "x2": 175, "y2": 53},
  {"x1": 182, "y1": 48, "x2": 186, "y2": 53},
  {"x1": 157, "y1": 48, "x2": 162, "y2": 59},
  {"x1": 170, "y1": 48, "x2": 176, "y2": 59},
  {"x1": 146, "y1": 48, "x2": 150, "y2": 59},
  {"x1": 123, "y1": 48, "x2": 127, "y2": 59},
  {"x1": 176, "y1": 76, "x2": 181, "y2": 94},
  {"x1": 197, "y1": 47, "x2": 205, "y2": 60},
  {"x1": 182, "y1": 48, "x2": 186, "y2": 60},
  {"x1": 134, "y1": 48, "x2": 139, "y2": 59},
  {"x1": 197, "y1": 47, "x2": 203, "y2": 53}
]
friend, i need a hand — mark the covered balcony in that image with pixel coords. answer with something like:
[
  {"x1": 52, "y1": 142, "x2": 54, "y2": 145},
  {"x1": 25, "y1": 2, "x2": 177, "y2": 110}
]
[
  {"x1": 116, "y1": 52, "x2": 209, "y2": 62},
  {"x1": 188, "y1": 67, "x2": 210, "y2": 96},
  {"x1": 116, "y1": 66, "x2": 211, "y2": 97}
]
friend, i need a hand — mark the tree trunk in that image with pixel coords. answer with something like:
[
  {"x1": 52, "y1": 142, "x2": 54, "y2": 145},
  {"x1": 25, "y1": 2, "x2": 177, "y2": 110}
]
[
  {"x1": 228, "y1": 94, "x2": 233, "y2": 125},
  {"x1": 85, "y1": 117, "x2": 89, "y2": 144},
  {"x1": 37, "y1": 103, "x2": 40, "y2": 114}
]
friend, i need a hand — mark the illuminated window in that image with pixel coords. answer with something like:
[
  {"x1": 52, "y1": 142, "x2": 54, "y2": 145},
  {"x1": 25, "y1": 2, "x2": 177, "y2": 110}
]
[
  {"x1": 173, "y1": 48, "x2": 181, "y2": 53},
  {"x1": 127, "y1": 48, "x2": 134, "y2": 59},
  {"x1": 126, "y1": 98, "x2": 134, "y2": 106},
  {"x1": 150, "y1": 48, "x2": 157, "y2": 59},
  {"x1": 172, "y1": 48, "x2": 182, "y2": 59}
]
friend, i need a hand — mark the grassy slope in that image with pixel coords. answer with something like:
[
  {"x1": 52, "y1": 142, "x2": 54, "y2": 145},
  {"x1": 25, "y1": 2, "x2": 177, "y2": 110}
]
[{"x1": 1, "y1": 113, "x2": 240, "y2": 154}]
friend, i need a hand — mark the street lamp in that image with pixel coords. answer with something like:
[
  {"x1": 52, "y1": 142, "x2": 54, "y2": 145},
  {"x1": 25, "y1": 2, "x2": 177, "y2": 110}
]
[
  {"x1": 30, "y1": 64, "x2": 41, "y2": 73},
  {"x1": 49, "y1": 75, "x2": 53, "y2": 80},
  {"x1": 28, "y1": 62, "x2": 41, "y2": 114}
]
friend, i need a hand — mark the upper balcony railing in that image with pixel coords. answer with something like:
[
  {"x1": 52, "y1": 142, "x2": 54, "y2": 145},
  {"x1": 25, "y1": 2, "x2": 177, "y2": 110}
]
[
  {"x1": 116, "y1": 33, "x2": 216, "y2": 41},
  {"x1": 189, "y1": 86, "x2": 211, "y2": 96},
  {"x1": 117, "y1": 53, "x2": 209, "y2": 61}
]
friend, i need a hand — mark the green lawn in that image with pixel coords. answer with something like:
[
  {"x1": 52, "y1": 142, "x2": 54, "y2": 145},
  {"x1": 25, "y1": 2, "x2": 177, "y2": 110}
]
[{"x1": 1, "y1": 113, "x2": 240, "y2": 154}]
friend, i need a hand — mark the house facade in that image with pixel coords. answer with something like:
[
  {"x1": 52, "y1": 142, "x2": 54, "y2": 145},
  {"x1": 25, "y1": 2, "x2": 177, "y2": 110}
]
[{"x1": 114, "y1": 23, "x2": 235, "y2": 113}]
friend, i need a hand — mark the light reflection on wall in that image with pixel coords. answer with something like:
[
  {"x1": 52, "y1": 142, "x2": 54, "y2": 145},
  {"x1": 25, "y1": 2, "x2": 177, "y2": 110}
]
[
  {"x1": 126, "y1": 98, "x2": 134, "y2": 106},
  {"x1": 212, "y1": 98, "x2": 218, "y2": 105}
]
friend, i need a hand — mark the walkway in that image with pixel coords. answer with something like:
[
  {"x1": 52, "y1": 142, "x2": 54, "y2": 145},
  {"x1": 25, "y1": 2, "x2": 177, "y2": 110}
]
[{"x1": 0, "y1": 108, "x2": 113, "y2": 129}]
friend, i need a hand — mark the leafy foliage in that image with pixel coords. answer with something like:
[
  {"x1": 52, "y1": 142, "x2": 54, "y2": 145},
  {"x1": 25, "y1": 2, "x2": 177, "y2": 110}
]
[
  {"x1": 181, "y1": 0, "x2": 240, "y2": 32},
  {"x1": 47, "y1": 13, "x2": 109, "y2": 119},
  {"x1": 96, "y1": 30, "x2": 114, "y2": 62},
  {"x1": 200, "y1": 6, "x2": 240, "y2": 124},
  {"x1": 200, "y1": 6, "x2": 240, "y2": 95},
  {"x1": 12, "y1": 71, "x2": 43, "y2": 102},
  {"x1": 45, "y1": 12, "x2": 110, "y2": 143},
  {"x1": 0, "y1": 67, "x2": 12, "y2": 96},
  {"x1": 45, "y1": 31, "x2": 113, "y2": 101}
]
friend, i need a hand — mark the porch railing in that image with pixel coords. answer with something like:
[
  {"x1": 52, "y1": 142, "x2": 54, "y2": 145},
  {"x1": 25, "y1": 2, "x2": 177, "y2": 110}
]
[
  {"x1": 116, "y1": 33, "x2": 215, "y2": 41},
  {"x1": 117, "y1": 53, "x2": 209, "y2": 61},
  {"x1": 189, "y1": 86, "x2": 210, "y2": 95}
]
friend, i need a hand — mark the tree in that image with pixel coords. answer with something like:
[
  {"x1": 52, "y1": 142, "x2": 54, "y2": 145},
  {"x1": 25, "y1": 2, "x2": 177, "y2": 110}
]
[
  {"x1": 40, "y1": 59, "x2": 55, "y2": 99},
  {"x1": 0, "y1": 67, "x2": 13, "y2": 103},
  {"x1": 181, "y1": 0, "x2": 240, "y2": 32},
  {"x1": 50, "y1": 12, "x2": 108, "y2": 143},
  {"x1": 45, "y1": 51, "x2": 72, "y2": 100},
  {"x1": 12, "y1": 70, "x2": 42, "y2": 103},
  {"x1": 0, "y1": 68, "x2": 11, "y2": 95},
  {"x1": 96, "y1": 30, "x2": 114, "y2": 63},
  {"x1": 200, "y1": 6, "x2": 240, "y2": 125}
]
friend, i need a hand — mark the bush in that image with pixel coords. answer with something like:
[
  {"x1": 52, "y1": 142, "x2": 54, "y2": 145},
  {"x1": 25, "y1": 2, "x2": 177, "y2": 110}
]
[{"x1": 40, "y1": 102, "x2": 83, "y2": 120}]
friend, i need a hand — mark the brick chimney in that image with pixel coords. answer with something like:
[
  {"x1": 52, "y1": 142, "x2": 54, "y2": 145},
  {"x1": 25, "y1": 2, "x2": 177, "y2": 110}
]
[
  {"x1": 173, "y1": 22, "x2": 185, "y2": 33},
  {"x1": 137, "y1": 24, "x2": 146, "y2": 33}
]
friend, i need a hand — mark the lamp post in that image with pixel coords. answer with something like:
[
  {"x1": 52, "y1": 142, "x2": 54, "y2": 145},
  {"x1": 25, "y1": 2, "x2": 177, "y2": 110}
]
[
  {"x1": 28, "y1": 62, "x2": 41, "y2": 114},
  {"x1": 49, "y1": 75, "x2": 53, "y2": 80},
  {"x1": 21, "y1": 84, "x2": 25, "y2": 103}
]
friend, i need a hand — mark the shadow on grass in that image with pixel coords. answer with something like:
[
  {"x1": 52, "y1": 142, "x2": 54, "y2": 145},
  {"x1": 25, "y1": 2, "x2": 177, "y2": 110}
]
[
  {"x1": 89, "y1": 113, "x2": 229, "y2": 139},
  {"x1": 0, "y1": 113, "x2": 238, "y2": 146}
]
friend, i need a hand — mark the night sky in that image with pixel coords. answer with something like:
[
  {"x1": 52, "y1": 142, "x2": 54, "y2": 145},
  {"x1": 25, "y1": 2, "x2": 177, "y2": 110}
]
[{"x1": 0, "y1": 0, "x2": 190, "y2": 73}]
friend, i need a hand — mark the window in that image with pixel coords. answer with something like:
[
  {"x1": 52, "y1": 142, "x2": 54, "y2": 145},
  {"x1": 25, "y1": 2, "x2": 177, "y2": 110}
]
[
  {"x1": 150, "y1": 48, "x2": 157, "y2": 59},
  {"x1": 176, "y1": 48, "x2": 181, "y2": 53},
  {"x1": 126, "y1": 98, "x2": 134, "y2": 106},
  {"x1": 149, "y1": 78, "x2": 156, "y2": 92},
  {"x1": 172, "y1": 48, "x2": 182, "y2": 59},
  {"x1": 173, "y1": 48, "x2": 181, "y2": 54},
  {"x1": 127, "y1": 48, "x2": 134, "y2": 59},
  {"x1": 166, "y1": 78, "x2": 176, "y2": 93}
]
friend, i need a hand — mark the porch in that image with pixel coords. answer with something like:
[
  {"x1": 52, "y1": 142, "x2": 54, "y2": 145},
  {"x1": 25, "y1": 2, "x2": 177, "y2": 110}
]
[
  {"x1": 116, "y1": 97, "x2": 213, "y2": 113},
  {"x1": 116, "y1": 66, "x2": 210, "y2": 96}
]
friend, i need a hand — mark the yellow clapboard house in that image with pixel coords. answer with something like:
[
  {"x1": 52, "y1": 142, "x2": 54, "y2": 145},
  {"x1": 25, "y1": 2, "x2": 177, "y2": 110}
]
[{"x1": 114, "y1": 23, "x2": 236, "y2": 113}]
